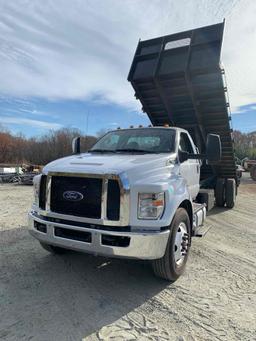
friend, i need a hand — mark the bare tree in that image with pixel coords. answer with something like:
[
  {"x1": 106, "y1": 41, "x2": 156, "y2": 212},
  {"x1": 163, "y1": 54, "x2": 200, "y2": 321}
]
[{"x1": 0, "y1": 127, "x2": 97, "y2": 165}]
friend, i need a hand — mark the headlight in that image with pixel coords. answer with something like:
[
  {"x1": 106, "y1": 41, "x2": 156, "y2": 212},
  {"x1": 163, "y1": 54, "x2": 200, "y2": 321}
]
[
  {"x1": 33, "y1": 174, "x2": 41, "y2": 205},
  {"x1": 138, "y1": 192, "x2": 165, "y2": 219}
]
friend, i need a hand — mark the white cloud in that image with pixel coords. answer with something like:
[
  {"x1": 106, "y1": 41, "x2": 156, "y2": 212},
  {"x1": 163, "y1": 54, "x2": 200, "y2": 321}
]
[
  {"x1": 232, "y1": 104, "x2": 256, "y2": 115},
  {"x1": 0, "y1": 116, "x2": 62, "y2": 130},
  {"x1": 3, "y1": 107, "x2": 54, "y2": 117},
  {"x1": 222, "y1": 0, "x2": 256, "y2": 111},
  {"x1": 0, "y1": 0, "x2": 254, "y2": 112}
]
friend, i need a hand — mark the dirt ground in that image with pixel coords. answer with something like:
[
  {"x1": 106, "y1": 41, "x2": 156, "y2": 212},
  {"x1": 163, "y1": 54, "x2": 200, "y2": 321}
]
[{"x1": 0, "y1": 173, "x2": 255, "y2": 341}]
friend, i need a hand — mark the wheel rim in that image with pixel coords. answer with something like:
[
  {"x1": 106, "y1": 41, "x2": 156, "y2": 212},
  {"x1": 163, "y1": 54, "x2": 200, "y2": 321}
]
[{"x1": 174, "y1": 222, "x2": 188, "y2": 266}]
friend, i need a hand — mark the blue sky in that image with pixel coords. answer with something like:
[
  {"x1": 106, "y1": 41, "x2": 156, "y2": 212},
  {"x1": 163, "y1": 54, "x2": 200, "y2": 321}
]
[
  {"x1": 0, "y1": 96, "x2": 150, "y2": 137},
  {"x1": 0, "y1": 0, "x2": 255, "y2": 137},
  {"x1": 231, "y1": 104, "x2": 256, "y2": 133}
]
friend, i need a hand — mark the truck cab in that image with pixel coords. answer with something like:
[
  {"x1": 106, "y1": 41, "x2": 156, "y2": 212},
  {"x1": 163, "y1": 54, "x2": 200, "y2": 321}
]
[
  {"x1": 29, "y1": 22, "x2": 237, "y2": 281},
  {"x1": 29, "y1": 126, "x2": 219, "y2": 281}
]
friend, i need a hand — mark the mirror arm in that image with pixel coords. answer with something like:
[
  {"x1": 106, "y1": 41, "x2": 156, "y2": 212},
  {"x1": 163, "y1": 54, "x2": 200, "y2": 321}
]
[{"x1": 187, "y1": 153, "x2": 206, "y2": 160}]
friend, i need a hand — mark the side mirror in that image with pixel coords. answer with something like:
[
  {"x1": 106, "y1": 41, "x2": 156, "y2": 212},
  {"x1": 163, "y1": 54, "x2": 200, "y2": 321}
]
[
  {"x1": 206, "y1": 134, "x2": 221, "y2": 163},
  {"x1": 72, "y1": 137, "x2": 81, "y2": 154}
]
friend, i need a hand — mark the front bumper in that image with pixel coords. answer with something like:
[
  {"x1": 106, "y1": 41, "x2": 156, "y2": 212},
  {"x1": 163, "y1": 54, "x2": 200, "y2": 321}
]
[{"x1": 28, "y1": 212, "x2": 169, "y2": 260}]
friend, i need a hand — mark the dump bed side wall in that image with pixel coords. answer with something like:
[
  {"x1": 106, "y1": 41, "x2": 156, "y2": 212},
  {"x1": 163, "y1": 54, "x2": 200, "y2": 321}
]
[{"x1": 128, "y1": 22, "x2": 237, "y2": 183}]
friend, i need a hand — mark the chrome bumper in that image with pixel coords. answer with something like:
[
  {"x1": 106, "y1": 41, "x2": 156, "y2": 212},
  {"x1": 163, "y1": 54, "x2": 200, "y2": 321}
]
[{"x1": 28, "y1": 212, "x2": 169, "y2": 260}]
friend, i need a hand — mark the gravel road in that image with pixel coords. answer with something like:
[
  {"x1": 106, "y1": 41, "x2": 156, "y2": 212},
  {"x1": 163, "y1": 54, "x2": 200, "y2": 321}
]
[{"x1": 0, "y1": 174, "x2": 255, "y2": 341}]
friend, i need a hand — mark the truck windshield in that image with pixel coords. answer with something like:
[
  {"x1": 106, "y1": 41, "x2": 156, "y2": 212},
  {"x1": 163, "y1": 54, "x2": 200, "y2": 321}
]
[{"x1": 90, "y1": 128, "x2": 176, "y2": 154}]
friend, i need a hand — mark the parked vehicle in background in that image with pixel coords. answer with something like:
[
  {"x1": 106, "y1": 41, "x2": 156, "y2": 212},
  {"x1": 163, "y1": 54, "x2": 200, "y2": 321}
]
[
  {"x1": 250, "y1": 165, "x2": 256, "y2": 181},
  {"x1": 28, "y1": 22, "x2": 240, "y2": 281},
  {"x1": 241, "y1": 158, "x2": 256, "y2": 181},
  {"x1": 242, "y1": 158, "x2": 256, "y2": 171},
  {"x1": 0, "y1": 164, "x2": 42, "y2": 184}
]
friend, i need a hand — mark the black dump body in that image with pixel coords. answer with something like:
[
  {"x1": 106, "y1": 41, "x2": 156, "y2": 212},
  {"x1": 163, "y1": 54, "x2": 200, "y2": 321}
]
[{"x1": 128, "y1": 22, "x2": 237, "y2": 184}]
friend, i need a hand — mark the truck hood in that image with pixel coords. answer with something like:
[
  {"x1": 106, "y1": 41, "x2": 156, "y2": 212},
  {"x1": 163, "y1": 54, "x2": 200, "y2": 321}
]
[{"x1": 43, "y1": 152, "x2": 177, "y2": 184}]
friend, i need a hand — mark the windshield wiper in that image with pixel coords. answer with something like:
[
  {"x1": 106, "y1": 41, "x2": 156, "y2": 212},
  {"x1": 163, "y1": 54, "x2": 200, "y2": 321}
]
[
  {"x1": 89, "y1": 149, "x2": 116, "y2": 153},
  {"x1": 115, "y1": 148, "x2": 155, "y2": 153}
]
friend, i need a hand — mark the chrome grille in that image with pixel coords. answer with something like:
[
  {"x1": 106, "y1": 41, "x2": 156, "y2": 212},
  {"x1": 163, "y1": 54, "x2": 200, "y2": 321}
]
[{"x1": 50, "y1": 176, "x2": 102, "y2": 219}]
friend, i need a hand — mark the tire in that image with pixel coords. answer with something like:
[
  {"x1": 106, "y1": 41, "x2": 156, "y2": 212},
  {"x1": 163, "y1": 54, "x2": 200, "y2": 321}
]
[
  {"x1": 40, "y1": 242, "x2": 68, "y2": 254},
  {"x1": 250, "y1": 165, "x2": 256, "y2": 181},
  {"x1": 215, "y1": 178, "x2": 225, "y2": 207},
  {"x1": 225, "y1": 178, "x2": 236, "y2": 209},
  {"x1": 152, "y1": 208, "x2": 191, "y2": 282}
]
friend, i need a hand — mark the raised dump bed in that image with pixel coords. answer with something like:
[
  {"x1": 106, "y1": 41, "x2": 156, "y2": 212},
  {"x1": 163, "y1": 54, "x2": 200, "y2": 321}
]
[{"x1": 128, "y1": 22, "x2": 237, "y2": 183}]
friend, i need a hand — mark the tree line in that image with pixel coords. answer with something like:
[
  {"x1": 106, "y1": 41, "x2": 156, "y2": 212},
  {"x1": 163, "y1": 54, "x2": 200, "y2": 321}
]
[
  {"x1": 233, "y1": 130, "x2": 256, "y2": 160},
  {"x1": 0, "y1": 126, "x2": 97, "y2": 165},
  {"x1": 0, "y1": 126, "x2": 255, "y2": 165}
]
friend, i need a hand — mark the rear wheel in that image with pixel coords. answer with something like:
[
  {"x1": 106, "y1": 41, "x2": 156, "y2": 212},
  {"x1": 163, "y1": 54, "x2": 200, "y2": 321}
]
[
  {"x1": 250, "y1": 165, "x2": 256, "y2": 181},
  {"x1": 225, "y1": 178, "x2": 236, "y2": 208},
  {"x1": 215, "y1": 178, "x2": 225, "y2": 207},
  {"x1": 152, "y1": 208, "x2": 191, "y2": 282},
  {"x1": 40, "y1": 242, "x2": 68, "y2": 254}
]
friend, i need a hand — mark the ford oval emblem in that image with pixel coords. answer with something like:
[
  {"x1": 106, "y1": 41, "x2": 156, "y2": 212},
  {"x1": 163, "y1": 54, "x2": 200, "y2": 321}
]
[{"x1": 63, "y1": 191, "x2": 84, "y2": 201}]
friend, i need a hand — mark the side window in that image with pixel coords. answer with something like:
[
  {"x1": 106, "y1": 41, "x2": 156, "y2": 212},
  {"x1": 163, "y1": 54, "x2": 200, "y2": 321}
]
[{"x1": 179, "y1": 133, "x2": 194, "y2": 154}]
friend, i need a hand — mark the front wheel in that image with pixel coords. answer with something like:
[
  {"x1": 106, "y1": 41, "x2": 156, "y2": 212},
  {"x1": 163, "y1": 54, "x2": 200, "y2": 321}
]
[{"x1": 152, "y1": 208, "x2": 191, "y2": 282}]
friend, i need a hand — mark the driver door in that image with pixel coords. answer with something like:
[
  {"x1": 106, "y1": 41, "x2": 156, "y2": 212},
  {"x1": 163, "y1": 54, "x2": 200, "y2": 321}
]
[{"x1": 178, "y1": 132, "x2": 200, "y2": 199}]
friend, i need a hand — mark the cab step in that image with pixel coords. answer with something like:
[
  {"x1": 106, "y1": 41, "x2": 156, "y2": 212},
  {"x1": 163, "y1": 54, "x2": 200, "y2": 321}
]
[
  {"x1": 193, "y1": 223, "x2": 213, "y2": 237},
  {"x1": 192, "y1": 202, "x2": 212, "y2": 237}
]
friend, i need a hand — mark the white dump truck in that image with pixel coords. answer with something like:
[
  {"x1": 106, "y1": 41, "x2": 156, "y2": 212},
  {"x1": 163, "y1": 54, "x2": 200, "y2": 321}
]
[{"x1": 28, "y1": 22, "x2": 239, "y2": 281}]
